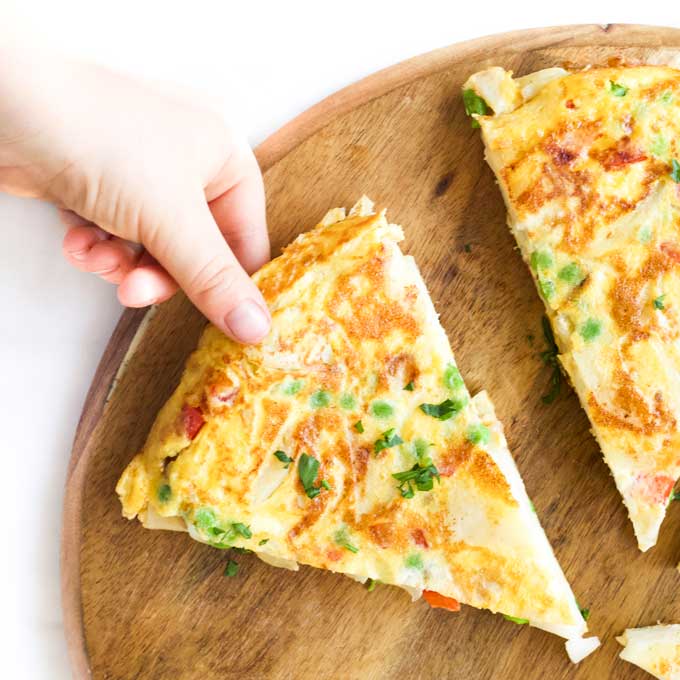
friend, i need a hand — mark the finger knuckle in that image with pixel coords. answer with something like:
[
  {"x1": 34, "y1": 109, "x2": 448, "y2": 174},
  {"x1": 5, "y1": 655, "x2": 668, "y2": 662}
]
[{"x1": 189, "y1": 255, "x2": 240, "y2": 301}]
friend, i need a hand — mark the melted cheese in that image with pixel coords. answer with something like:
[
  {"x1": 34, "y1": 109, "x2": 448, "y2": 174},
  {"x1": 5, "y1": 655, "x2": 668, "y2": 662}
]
[
  {"x1": 619, "y1": 625, "x2": 680, "y2": 679},
  {"x1": 467, "y1": 65, "x2": 680, "y2": 551},
  {"x1": 117, "y1": 199, "x2": 587, "y2": 643}
]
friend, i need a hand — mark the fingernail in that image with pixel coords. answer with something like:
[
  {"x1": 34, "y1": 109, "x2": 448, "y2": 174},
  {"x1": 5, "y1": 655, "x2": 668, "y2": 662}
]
[{"x1": 224, "y1": 299, "x2": 270, "y2": 344}]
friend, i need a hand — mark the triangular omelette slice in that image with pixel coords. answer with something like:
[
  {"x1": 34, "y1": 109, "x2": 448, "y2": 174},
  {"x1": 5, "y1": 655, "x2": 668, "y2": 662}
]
[
  {"x1": 618, "y1": 624, "x2": 680, "y2": 679},
  {"x1": 117, "y1": 198, "x2": 590, "y2": 650},
  {"x1": 464, "y1": 65, "x2": 680, "y2": 551}
]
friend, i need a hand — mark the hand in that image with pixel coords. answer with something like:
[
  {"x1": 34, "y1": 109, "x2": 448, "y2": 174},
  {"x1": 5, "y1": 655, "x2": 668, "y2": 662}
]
[{"x1": 0, "y1": 49, "x2": 271, "y2": 343}]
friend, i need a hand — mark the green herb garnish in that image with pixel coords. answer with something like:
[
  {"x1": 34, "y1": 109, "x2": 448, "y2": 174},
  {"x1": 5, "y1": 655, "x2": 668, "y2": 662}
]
[
  {"x1": 258, "y1": 539, "x2": 269, "y2": 546},
  {"x1": 321, "y1": 479, "x2": 331, "y2": 490},
  {"x1": 650, "y1": 134, "x2": 669, "y2": 159},
  {"x1": 463, "y1": 88, "x2": 490, "y2": 128},
  {"x1": 654, "y1": 294, "x2": 666, "y2": 310},
  {"x1": 354, "y1": 420, "x2": 364, "y2": 433},
  {"x1": 539, "y1": 315, "x2": 561, "y2": 405},
  {"x1": 464, "y1": 243, "x2": 472, "y2": 253},
  {"x1": 466, "y1": 423, "x2": 490, "y2": 446},
  {"x1": 671, "y1": 159, "x2": 680, "y2": 183},
  {"x1": 334, "y1": 527, "x2": 359, "y2": 553},
  {"x1": 223, "y1": 560, "x2": 239, "y2": 577},
  {"x1": 157, "y1": 483, "x2": 172, "y2": 503},
  {"x1": 370, "y1": 400, "x2": 394, "y2": 418},
  {"x1": 580, "y1": 607, "x2": 590, "y2": 621},
  {"x1": 404, "y1": 381, "x2": 415, "y2": 391},
  {"x1": 310, "y1": 389, "x2": 332, "y2": 409},
  {"x1": 609, "y1": 80, "x2": 628, "y2": 97},
  {"x1": 374, "y1": 428, "x2": 404, "y2": 454},
  {"x1": 274, "y1": 450, "x2": 294, "y2": 468},
  {"x1": 232, "y1": 522, "x2": 252, "y2": 539},
  {"x1": 366, "y1": 578, "x2": 379, "y2": 592},
  {"x1": 503, "y1": 614, "x2": 529, "y2": 625},
  {"x1": 298, "y1": 452, "x2": 326, "y2": 499},
  {"x1": 393, "y1": 461, "x2": 440, "y2": 498},
  {"x1": 419, "y1": 398, "x2": 465, "y2": 420}
]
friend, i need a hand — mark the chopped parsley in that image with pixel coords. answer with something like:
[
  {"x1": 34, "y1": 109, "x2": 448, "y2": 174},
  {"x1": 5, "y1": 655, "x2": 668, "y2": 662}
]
[
  {"x1": 530, "y1": 250, "x2": 553, "y2": 271},
  {"x1": 654, "y1": 294, "x2": 666, "y2": 310},
  {"x1": 580, "y1": 318, "x2": 602, "y2": 342},
  {"x1": 405, "y1": 553, "x2": 424, "y2": 570},
  {"x1": 310, "y1": 389, "x2": 332, "y2": 409},
  {"x1": 157, "y1": 483, "x2": 172, "y2": 503},
  {"x1": 274, "y1": 450, "x2": 294, "y2": 468},
  {"x1": 464, "y1": 243, "x2": 472, "y2": 253},
  {"x1": 539, "y1": 315, "x2": 561, "y2": 405},
  {"x1": 404, "y1": 381, "x2": 415, "y2": 391},
  {"x1": 366, "y1": 578, "x2": 380, "y2": 592},
  {"x1": 232, "y1": 523, "x2": 252, "y2": 539},
  {"x1": 374, "y1": 428, "x2": 404, "y2": 454},
  {"x1": 503, "y1": 614, "x2": 529, "y2": 625},
  {"x1": 443, "y1": 363, "x2": 464, "y2": 391},
  {"x1": 608, "y1": 80, "x2": 628, "y2": 97},
  {"x1": 580, "y1": 607, "x2": 591, "y2": 621},
  {"x1": 393, "y1": 461, "x2": 440, "y2": 498},
  {"x1": 557, "y1": 262, "x2": 583, "y2": 286},
  {"x1": 529, "y1": 500, "x2": 536, "y2": 513},
  {"x1": 661, "y1": 89, "x2": 674, "y2": 104},
  {"x1": 466, "y1": 423, "x2": 490, "y2": 446},
  {"x1": 339, "y1": 393, "x2": 357, "y2": 410},
  {"x1": 298, "y1": 452, "x2": 327, "y2": 499},
  {"x1": 258, "y1": 539, "x2": 269, "y2": 546},
  {"x1": 462, "y1": 88, "x2": 489, "y2": 128},
  {"x1": 282, "y1": 379, "x2": 303, "y2": 395},
  {"x1": 321, "y1": 479, "x2": 331, "y2": 490},
  {"x1": 334, "y1": 527, "x2": 359, "y2": 554},
  {"x1": 207, "y1": 521, "x2": 252, "y2": 549},
  {"x1": 370, "y1": 400, "x2": 394, "y2": 418},
  {"x1": 223, "y1": 560, "x2": 239, "y2": 577},
  {"x1": 671, "y1": 159, "x2": 680, "y2": 183},
  {"x1": 354, "y1": 420, "x2": 364, "y2": 433},
  {"x1": 419, "y1": 398, "x2": 465, "y2": 420}
]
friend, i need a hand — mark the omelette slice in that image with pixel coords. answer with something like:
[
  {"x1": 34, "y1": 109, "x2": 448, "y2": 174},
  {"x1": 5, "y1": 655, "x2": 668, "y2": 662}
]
[
  {"x1": 618, "y1": 625, "x2": 680, "y2": 679},
  {"x1": 117, "y1": 198, "x2": 591, "y2": 652},
  {"x1": 464, "y1": 64, "x2": 680, "y2": 551}
]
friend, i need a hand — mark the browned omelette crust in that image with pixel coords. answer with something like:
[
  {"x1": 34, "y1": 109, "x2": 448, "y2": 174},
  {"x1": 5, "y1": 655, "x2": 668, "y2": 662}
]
[
  {"x1": 117, "y1": 207, "x2": 585, "y2": 632},
  {"x1": 475, "y1": 65, "x2": 680, "y2": 548}
]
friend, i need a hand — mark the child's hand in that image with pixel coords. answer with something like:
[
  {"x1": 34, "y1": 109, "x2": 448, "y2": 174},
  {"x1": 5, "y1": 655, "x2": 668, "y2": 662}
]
[{"x1": 0, "y1": 50, "x2": 271, "y2": 343}]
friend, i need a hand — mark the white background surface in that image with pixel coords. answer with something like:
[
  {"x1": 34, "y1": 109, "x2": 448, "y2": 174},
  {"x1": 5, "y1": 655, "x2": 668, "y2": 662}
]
[{"x1": 2, "y1": 2, "x2": 678, "y2": 678}]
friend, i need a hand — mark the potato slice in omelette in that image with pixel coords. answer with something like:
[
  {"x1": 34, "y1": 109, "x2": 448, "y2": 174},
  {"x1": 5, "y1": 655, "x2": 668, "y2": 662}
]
[
  {"x1": 117, "y1": 198, "x2": 592, "y2": 654},
  {"x1": 618, "y1": 624, "x2": 680, "y2": 679},
  {"x1": 464, "y1": 65, "x2": 680, "y2": 551}
]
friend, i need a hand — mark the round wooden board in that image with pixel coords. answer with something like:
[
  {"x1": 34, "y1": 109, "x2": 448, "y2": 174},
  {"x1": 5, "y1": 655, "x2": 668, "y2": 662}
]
[{"x1": 63, "y1": 24, "x2": 680, "y2": 680}]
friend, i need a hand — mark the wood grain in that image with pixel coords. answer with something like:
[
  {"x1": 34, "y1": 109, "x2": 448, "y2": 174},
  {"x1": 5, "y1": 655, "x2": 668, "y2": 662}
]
[{"x1": 62, "y1": 25, "x2": 680, "y2": 680}]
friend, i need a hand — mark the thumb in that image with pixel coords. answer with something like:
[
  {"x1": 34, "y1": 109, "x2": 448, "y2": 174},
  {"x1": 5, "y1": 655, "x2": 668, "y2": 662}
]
[{"x1": 143, "y1": 197, "x2": 271, "y2": 344}]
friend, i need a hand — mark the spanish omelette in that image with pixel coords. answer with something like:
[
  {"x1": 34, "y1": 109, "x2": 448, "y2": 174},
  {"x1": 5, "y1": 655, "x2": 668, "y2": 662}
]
[
  {"x1": 117, "y1": 198, "x2": 590, "y2": 651},
  {"x1": 464, "y1": 64, "x2": 680, "y2": 551}
]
